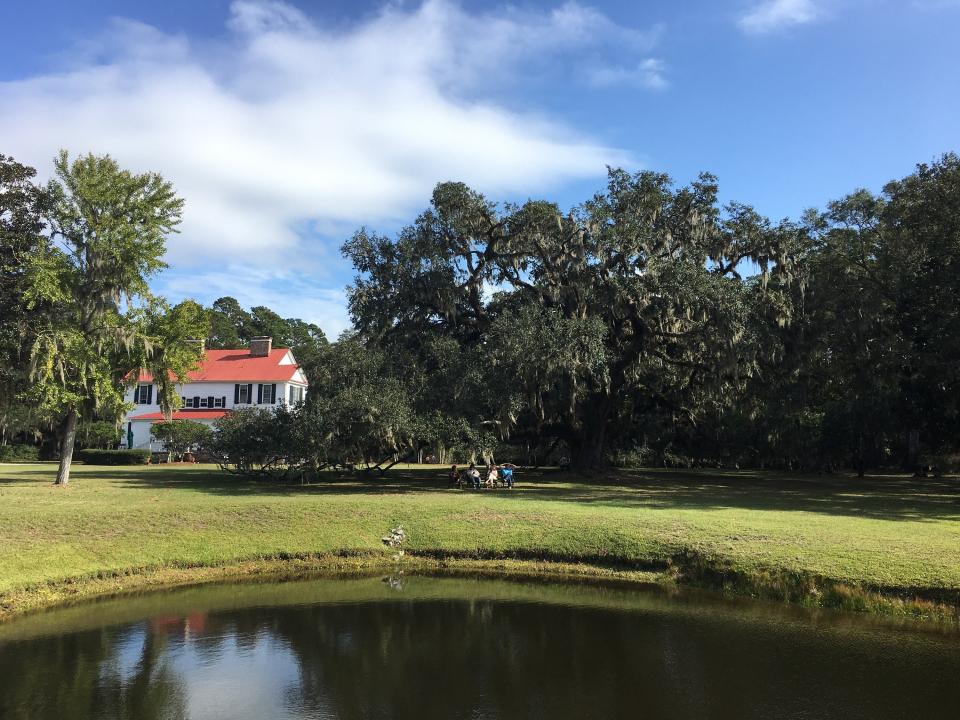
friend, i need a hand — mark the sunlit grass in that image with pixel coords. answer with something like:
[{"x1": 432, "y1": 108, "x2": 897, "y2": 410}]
[{"x1": 0, "y1": 462, "x2": 958, "y2": 615}]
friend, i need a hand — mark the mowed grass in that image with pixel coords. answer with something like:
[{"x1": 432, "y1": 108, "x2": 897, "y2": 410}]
[{"x1": 1, "y1": 463, "x2": 959, "y2": 607}]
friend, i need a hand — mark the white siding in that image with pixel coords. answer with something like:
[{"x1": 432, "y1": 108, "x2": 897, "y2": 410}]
[
  {"x1": 125, "y1": 381, "x2": 294, "y2": 412},
  {"x1": 126, "y1": 418, "x2": 219, "y2": 451}
]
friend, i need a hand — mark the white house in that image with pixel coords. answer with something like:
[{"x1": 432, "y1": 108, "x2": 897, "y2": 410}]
[{"x1": 123, "y1": 337, "x2": 308, "y2": 450}]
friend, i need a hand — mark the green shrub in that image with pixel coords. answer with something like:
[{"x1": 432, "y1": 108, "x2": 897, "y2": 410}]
[
  {"x1": 0, "y1": 444, "x2": 40, "y2": 462},
  {"x1": 150, "y1": 420, "x2": 214, "y2": 460},
  {"x1": 77, "y1": 449, "x2": 151, "y2": 465},
  {"x1": 211, "y1": 407, "x2": 296, "y2": 476},
  {"x1": 78, "y1": 420, "x2": 122, "y2": 449},
  {"x1": 611, "y1": 447, "x2": 656, "y2": 468}
]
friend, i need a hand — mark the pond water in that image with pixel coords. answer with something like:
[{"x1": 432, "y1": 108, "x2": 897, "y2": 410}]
[{"x1": 0, "y1": 574, "x2": 957, "y2": 719}]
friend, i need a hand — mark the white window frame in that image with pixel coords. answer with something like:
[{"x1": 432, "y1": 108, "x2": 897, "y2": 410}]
[
  {"x1": 135, "y1": 385, "x2": 151, "y2": 404},
  {"x1": 261, "y1": 384, "x2": 275, "y2": 404},
  {"x1": 289, "y1": 385, "x2": 304, "y2": 405},
  {"x1": 238, "y1": 384, "x2": 250, "y2": 404}
]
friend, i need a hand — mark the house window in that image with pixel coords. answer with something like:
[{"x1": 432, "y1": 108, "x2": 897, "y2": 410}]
[
  {"x1": 214, "y1": 397, "x2": 225, "y2": 408},
  {"x1": 238, "y1": 384, "x2": 250, "y2": 404},
  {"x1": 289, "y1": 385, "x2": 304, "y2": 404},
  {"x1": 135, "y1": 384, "x2": 152, "y2": 404},
  {"x1": 261, "y1": 384, "x2": 275, "y2": 404},
  {"x1": 183, "y1": 396, "x2": 194, "y2": 408},
  {"x1": 200, "y1": 397, "x2": 209, "y2": 408}
]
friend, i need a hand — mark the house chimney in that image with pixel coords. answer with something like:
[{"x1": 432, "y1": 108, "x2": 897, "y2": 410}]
[{"x1": 250, "y1": 336, "x2": 272, "y2": 357}]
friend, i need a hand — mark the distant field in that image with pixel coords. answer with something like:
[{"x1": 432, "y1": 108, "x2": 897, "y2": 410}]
[{"x1": 1, "y1": 463, "x2": 958, "y2": 618}]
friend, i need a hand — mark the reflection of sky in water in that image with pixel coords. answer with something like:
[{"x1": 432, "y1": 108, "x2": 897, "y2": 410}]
[
  {"x1": 170, "y1": 630, "x2": 302, "y2": 720},
  {"x1": 99, "y1": 624, "x2": 147, "y2": 686}
]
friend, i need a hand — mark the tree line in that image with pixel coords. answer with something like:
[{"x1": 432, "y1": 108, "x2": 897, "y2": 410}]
[
  {"x1": 334, "y1": 154, "x2": 960, "y2": 475},
  {"x1": 2, "y1": 150, "x2": 958, "y2": 479}
]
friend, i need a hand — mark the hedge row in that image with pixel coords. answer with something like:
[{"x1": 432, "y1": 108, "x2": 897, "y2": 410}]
[
  {"x1": 77, "y1": 449, "x2": 151, "y2": 465},
  {"x1": 0, "y1": 444, "x2": 40, "y2": 462}
]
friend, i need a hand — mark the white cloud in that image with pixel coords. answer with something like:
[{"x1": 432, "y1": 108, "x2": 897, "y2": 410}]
[
  {"x1": 738, "y1": 0, "x2": 821, "y2": 34},
  {"x1": 0, "y1": 0, "x2": 661, "y2": 334},
  {"x1": 587, "y1": 59, "x2": 667, "y2": 90}
]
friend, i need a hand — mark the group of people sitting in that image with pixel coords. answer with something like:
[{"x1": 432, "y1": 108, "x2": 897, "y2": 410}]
[{"x1": 448, "y1": 462, "x2": 516, "y2": 489}]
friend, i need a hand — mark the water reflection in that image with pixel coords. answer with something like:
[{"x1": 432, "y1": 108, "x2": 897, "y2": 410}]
[{"x1": 1, "y1": 576, "x2": 958, "y2": 719}]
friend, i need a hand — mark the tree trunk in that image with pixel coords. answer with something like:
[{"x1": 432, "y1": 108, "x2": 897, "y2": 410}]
[
  {"x1": 570, "y1": 395, "x2": 612, "y2": 473},
  {"x1": 906, "y1": 428, "x2": 922, "y2": 476},
  {"x1": 856, "y1": 432, "x2": 865, "y2": 478},
  {"x1": 55, "y1": 410, "x2": 79, "y2": 486},
  {"x1": 569, "y1": 418, "x2": 610, "y2": 473}
]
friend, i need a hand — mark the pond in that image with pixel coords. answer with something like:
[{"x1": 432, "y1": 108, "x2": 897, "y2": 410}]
[{"x1": 1, "y1": 574, "x2": 957, "y2": 719}]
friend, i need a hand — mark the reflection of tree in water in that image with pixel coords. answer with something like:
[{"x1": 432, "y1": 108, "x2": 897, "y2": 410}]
[
  {"x1": 0, "y1": 628, "x2": 113, "y2": 719},
  {"x1": 264, "y1": 599, "x2": 712, "y2": 720},
  {"x1": 0, "y1": 622, "x2": 188, "y2": 720},
  {"x1": 247, "y1": 599, "x2": 960, "y2": 720},
  {"x1": 3, "y1": 596, "x2": 959, "y2": 720},
  {"x1": 91, "y1": 624, "x2": 189, "y2": 719}
]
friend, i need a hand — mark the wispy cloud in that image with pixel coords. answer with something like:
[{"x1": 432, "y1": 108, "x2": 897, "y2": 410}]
[
  {"x1": 587, "y1": 59, "x2": 668, "y2": 90},
  {"x1": 738, "y1": 0, "x2": 821, "y2": 34},
  {"x1": 0, "y1": 0, "x2": 662, "y2": 333}
]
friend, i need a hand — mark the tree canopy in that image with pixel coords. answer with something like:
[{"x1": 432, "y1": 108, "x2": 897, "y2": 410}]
[
  {"x1": 343, "y1": 169, "x2": 803, "y2": 470},
  {"x1": 22, "y1": 151, "x2": 201, "y2": 484}
]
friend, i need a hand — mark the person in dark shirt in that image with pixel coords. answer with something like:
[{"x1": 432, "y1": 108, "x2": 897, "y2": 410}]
[{"x1": 448, "y1": 464, "x2": 461, "y2": 488}]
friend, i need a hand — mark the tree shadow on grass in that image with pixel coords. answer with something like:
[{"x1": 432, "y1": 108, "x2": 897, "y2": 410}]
[
  {"x1": 514, "y1": 469, "x2": 960, "y2": 522},
  {"x1": 0, "y1": 464, "x2": 446, "y2": 496},
  {"x1": 3, "y1": 464, "x2": 959, "y2": 522}
]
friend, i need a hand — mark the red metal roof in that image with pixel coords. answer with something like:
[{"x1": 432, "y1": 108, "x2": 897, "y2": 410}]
[
  {"x1": 129, "y1": 410, "x2": 230, "y2": 422},
  {"x1": 134, "y1": 348, "x2": 302, "y2": 383}
]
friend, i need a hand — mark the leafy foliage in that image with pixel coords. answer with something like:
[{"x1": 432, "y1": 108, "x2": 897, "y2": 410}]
[
  {"x1": 343, "y1": 169, "x2": 802, "y2": 469},
  {"x1": 24, "y1": 151, "x2": 186, "y2": 484},
  {"x1": 211, "y1": 407, "x2": 297, "y2": 476},
  {"x1": 76, "y1": 449, "x2": 151, "y2": 465},
  {"x1": 206, "y1": 296, "x2": 328, "y2": 373},
  {"x1": 0, "y1": 444, "x2": 40, "y2": 462},
  {"x1": 0, "y1": 155, "x2": 51, "y2": 445},
  {"x1": 149, "y1": 420, "x2": 214, "y2": 461},
  {"x1": 77, "y1": 420, "x2": 121, "y2": 450}
]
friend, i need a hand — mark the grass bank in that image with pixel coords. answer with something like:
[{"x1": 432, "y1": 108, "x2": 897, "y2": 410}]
[{"x1": 1, "y1": 463, "x2": 958, "y2": 623}]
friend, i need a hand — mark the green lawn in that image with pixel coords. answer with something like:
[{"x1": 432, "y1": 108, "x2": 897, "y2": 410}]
[{"x1": 1, "y1": 463, "x2": 959, "y2": 616}]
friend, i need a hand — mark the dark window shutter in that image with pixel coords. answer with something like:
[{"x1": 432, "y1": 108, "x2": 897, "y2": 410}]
[
  {"x1": 257, "y1": 384, "x2": 263, "y2": 404},
  {"x1": 207, "y1": 396, "x2": 214, "y2": 408},
  {"x1": 247, "y1": 384, "x2": 253, "y2": 405},
  {"x1": 234, "y1": 385, "x2": 240, "y2": 404},
  {"x1": 194, "y1": 396, "x2": 200, "y2": 408},
  {"x1": 271, "y1": 383, "x2": 276, "y2": 404},
  {"x1": 222, "y1": 396, "x2": 226, "y2": 408},
  {"x1": 147, "y1": 385, "x2": 153, "y2": 405}
]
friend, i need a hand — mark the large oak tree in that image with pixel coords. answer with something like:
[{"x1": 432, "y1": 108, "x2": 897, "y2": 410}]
[{"x1": 344, "y1": 169, "x2": 801, "y2": 470}]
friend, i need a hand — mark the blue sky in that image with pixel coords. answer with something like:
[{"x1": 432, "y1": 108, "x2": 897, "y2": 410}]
[{"x1": 2, "y1": 0, "x2": 958, "y2": 336}]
